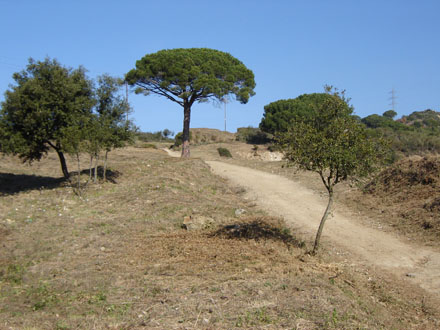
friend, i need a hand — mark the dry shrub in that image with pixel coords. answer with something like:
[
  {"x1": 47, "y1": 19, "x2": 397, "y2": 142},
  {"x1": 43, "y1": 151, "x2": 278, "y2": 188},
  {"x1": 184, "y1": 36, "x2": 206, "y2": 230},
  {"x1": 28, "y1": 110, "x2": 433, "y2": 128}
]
[
  {"x1": 0, "y1": 225, "x2": 10, "y2": 240},
  {"x1": 366, "y1": 155, "x2": 439, "y2": 193},
  {"x1": 361, "y1": 155, "x2": 440, "y2": 241},
  {"x1": 190, "y1": 128, "x2": 236, "y2": 144},
  {"x1": 212, "y1": 216, "x2": 304, "y2": 248}
]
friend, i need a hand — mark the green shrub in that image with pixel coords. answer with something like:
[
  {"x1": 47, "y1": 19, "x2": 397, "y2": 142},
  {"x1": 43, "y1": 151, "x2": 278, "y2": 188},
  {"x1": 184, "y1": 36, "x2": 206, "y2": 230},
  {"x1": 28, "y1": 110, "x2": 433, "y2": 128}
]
[
  {"x1": 174, "y1": 131, "x2": 192, "y2": 147},
  {"x1": 361, "y1": 109, "x2": 440, "y2": 157},
  {"x1": 236, "y1": 126, "x2": 271, "y2": 144},
  {"x1": 217, "y1": 147, "x2": 232, "y2": 158},
  {"x1": 267, "y1": 144, "x2": 280, "y2": 152},
  {"x1": 136, "y1": 129, "x2": 174, "y2": 142},
  {"x1": 142, "y1": 143, "x2": 157, "y2": 149}
]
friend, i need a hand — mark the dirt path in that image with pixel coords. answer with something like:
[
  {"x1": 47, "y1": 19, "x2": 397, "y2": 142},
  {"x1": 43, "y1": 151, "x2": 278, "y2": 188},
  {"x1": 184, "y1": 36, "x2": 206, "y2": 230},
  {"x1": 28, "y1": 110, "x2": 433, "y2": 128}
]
[
  {"x1": 162, "y1": 148, "x2": 181, "y2": 158},
  {"x1": 206, "y1": 160, "x2": 440, "y2": 294}
]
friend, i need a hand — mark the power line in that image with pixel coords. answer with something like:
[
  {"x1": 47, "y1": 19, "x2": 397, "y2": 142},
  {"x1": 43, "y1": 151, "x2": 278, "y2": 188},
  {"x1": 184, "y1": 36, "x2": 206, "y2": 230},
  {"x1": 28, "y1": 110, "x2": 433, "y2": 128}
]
[{"x1": 389, "y1": 88, "x2": 397, "y2": 111}]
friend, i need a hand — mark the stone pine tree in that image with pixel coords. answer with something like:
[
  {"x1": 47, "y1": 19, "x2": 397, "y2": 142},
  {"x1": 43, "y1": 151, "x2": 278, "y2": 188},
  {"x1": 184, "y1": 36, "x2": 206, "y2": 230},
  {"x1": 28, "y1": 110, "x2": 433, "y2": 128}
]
[
  {"x1": 276, "y1": 87, "x2": 388, "y2": 254},
  {"x1": 125, "y1": 48, "x2": 256, "y2": 157},
  {"x1": 260, "y1": 93, "x2": 338, "y2": 135},
  {"x1": 0, "y1": 58, "x2": 95, "y2": 178},
  {"x1": 382, "y1": 110, "x2": 397, "y2": 119}
]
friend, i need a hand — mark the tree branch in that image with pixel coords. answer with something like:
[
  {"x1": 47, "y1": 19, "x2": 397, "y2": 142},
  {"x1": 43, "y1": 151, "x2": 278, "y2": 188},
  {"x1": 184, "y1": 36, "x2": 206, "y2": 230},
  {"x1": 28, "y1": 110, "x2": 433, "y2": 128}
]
[
  {"x1": 46, "y1": 140, "x2": 59, "y2": 151},
  {"x1": 135, "y1": 81, "x2": 184, "y2": 106},
  {"x1": 334, "y1": 168, "x2": 340, "y2": 185},
  {"x1": 327, "y1": 168, "x2": 333, "y2": 191},
  {"x1": 318, "y1": 170, "x2": 330, "y2": 192}
]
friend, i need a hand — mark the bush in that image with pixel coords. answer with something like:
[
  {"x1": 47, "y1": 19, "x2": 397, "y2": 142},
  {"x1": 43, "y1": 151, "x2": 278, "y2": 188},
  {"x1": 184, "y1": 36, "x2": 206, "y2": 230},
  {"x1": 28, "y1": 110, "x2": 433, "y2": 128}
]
[
  {"x1": 236, "y1": 127, "x2": 271, "y2": 144},
  {"x1": 139, "y1": 143, "x2": 157, "y2": 149},
  {"x1": 174, "y1": 131, "x2": 192, "y2": 147},
  {"x1": 217, "y1": 147, "x2": 232, "y2": 158},
  {"x1": 136, "y1": 129, "x2": 174, "y2": 142},
  {"x1": 267, "y1": 144, "x2": 280, "y2": 152},
  {"x1": 362, "y1": 109, "x2": 440, "y2": 157}
]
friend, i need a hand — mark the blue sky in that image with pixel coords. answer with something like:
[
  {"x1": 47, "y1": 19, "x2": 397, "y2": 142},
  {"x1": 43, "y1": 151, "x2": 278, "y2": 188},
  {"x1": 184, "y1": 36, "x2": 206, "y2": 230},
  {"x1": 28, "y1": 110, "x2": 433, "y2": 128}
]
[{"x1": 1, "y1": 0, "x2": 439, "y2": 134}]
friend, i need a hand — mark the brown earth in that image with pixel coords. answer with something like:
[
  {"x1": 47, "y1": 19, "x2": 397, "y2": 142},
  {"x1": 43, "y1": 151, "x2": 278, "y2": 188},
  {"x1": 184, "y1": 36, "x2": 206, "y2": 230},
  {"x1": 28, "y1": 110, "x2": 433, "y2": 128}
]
[{"x1": 357, "y1": 155, "x2": 440, "y2": 242}]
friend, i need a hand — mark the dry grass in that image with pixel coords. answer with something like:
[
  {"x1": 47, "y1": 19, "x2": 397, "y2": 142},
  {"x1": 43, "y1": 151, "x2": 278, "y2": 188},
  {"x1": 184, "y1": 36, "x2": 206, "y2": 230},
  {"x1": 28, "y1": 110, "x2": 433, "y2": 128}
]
[
  {"x1": 0, "y1": 147, "x2": 439, "y2": 329},
  {"x1": 352, "y1": 155, "x2": 440, "y2": 244},
  {"x1": 190, "y1": 128, "x2": 236, "y2": 144}
]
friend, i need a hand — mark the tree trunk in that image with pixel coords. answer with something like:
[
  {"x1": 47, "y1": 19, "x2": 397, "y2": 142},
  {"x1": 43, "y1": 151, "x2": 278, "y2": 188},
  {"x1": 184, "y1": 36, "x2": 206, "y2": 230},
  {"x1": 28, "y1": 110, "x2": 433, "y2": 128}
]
[
  {"x1": 312, "y1": 189, "x2": 334, "y2": 254},
  {"x1": 56, "y1": 149, "x2": 69, "y2": 179},
  {"x1": 76, "y1": 152, "x2": 81, "y2": 194},
  {"x1": 181, "y1": 102, "x2": 191, "y2": 158},
  {"x1": 94, "y1": 153, "x2": 99, "y2": 183},
  {"x1": 89, "y1": 155, "x2": 93, "y2": 181},
  {"x1": 103, "y1": 150, "x2": 109, "y2": 182}
]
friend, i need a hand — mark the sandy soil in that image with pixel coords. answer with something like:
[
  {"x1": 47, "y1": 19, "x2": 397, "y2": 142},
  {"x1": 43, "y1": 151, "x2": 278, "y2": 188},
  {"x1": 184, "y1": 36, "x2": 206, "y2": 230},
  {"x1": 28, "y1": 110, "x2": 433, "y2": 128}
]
[
  {"x1": 205, "y1": 161, "x2": 440, "y2": 295},
  {"x1": 162, "y1": 148, "x2": 181, "y2": 157}
]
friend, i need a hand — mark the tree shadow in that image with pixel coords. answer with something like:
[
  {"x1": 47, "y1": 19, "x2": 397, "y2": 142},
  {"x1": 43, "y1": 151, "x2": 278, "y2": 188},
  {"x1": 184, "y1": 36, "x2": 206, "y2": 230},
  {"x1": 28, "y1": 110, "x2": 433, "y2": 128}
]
[
  {"x1": 0, "y1": 166, "x2": 122, "y2": 195},
  {"x1": 79, "y1": 166, "x2": 121, "y2": 184},
  {"x1": 0, "y1": 172, "x2": 67, "y2": 195},
  {"x1": 211, "y1": 218, "x2": 305, "y2": 249}
]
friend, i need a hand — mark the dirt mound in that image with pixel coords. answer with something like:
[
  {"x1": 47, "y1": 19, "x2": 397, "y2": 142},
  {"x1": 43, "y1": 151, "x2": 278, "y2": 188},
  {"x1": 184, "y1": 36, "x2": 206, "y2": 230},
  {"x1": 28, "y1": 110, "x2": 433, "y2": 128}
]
[
  {"x1": 364, "y1": 155, "x2": 440, "y2": 240},
  {"x1": 190, "y1": 128, "x2": 236, "y2": 144},
  {"x1": 236, "y1": 150, "x2": 284, "y2": 161},
  {"x1": 366, "y1": 156, "x2": 439, "y2": 193}
]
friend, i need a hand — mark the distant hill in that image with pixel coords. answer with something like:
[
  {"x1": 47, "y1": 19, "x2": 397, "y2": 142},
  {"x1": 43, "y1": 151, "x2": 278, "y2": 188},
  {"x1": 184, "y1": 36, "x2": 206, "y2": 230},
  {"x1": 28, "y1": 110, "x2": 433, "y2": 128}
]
[
  {"x1": 399, "y1": 109, "x2": 440, "y2": 128},
  {"x1": 190, "y1": 128, "x2": 236, "y2": 144},
  {"x1": 362, "y1": 109, "x2": 440, "y2": 156}
]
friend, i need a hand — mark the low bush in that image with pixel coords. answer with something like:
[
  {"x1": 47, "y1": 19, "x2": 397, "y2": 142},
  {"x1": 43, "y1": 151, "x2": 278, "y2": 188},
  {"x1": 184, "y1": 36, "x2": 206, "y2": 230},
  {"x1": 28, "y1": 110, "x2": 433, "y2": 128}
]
[
  {"x1": 136, "y1": 129, "x2": 174, "y2": 142},
  {"x1": 140, "y1": 143, "x2": 157, "y2": 149},
  {"x1": 174, "y1": 131, "x2": 192, "y2": 147},
  {"x1": 217, "y1": 147, "x2": 232, "y2": 158},
  {"x1": 236, "y1": 127, "x2": 271, "y2": 144}
]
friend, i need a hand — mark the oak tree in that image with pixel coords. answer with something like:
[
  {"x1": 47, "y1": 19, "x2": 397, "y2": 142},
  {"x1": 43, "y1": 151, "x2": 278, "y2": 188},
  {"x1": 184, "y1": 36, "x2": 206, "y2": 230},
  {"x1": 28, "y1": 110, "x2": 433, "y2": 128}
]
[
  {"x1": 89, "y1": 74, "x2": 134, "y2": 181},
  {"x1": 276, "y1": 87, "x2": 388, "y2": 254},
  {"x1": 0, "y1": 58, "x2": 95, "y2": 178}
]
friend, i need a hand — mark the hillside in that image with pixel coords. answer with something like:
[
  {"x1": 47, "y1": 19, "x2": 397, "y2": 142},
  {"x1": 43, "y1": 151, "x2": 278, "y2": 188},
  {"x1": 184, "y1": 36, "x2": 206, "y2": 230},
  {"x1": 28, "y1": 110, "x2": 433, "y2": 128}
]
[
  {"x1": 0, "y1": 146, "x2": 439, "y2": 328},
  {"x1": 360, "y1": 109, "x2": 440, "y2": 155},
  {"x1": 344, "y1": 155, "x2": 440, "y2": 245},
  {"x1": 400, "y1": 109, "x2": 440, "y2": 127},
  {"x1": 190, "y1": 128, "x2": 236, "y2": 144}
]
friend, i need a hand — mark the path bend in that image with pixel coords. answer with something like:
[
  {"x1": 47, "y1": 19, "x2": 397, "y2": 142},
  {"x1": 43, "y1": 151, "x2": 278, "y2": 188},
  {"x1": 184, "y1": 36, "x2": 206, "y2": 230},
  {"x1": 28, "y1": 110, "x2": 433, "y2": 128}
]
[{"x1": 206, "y1": 160, "x2": 440, "y2": 294}]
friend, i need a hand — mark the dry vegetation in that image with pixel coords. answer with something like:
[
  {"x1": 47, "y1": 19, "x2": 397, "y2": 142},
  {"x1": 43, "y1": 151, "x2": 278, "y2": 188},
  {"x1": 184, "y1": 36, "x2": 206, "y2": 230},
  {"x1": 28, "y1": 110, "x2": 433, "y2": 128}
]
[
  {"x1": 1, "y1": 146, "x2": 439, "y2": 329},
  {"x1": 346, "y1": 155, "x2": 440, "y2": 246},
  {"x1": 190, "y1": 128, "x2": 236, "y2": 145}
]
